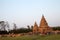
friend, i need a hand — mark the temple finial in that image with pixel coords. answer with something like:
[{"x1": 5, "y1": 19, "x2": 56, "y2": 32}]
[{"x1": 42, "y1": 14, "x2": 44, "y2": 17}]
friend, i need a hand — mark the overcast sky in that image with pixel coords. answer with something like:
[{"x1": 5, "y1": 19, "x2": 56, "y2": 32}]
[{"x1": 0, "y1": 0, "x2": 60, "y2": 28}]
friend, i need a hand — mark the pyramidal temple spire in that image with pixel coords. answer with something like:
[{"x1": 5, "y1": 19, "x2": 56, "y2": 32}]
[
  {"x1": 38, "y1": 15, "x2": 51, "y2": 34},
  {"x1": 33, "y1": 21, "x2": 38, "y2": 34},
  {"x1": 39, "y1": 14, "x2": 48, "y2": 27},
  {"x1": 34, "y1": 22, "x2": 38, "y2": 26},
  {"x1": 33, "y1": 14, "x2": 52, "y2": 35}
]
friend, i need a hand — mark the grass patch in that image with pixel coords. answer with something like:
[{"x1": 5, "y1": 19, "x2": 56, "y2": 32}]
[{"x1": 0, "y1": 34, "x2": 60, "y2": 40}]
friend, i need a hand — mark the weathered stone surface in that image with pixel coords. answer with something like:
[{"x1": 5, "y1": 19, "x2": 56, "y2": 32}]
[
  {"x1": 38, "y1": 15, "x2": 51, "y2": 34},
  {"x1": 33, "y1": 15, "x2": 52, "y2": 35},
  {"x1": 33, "y1": 22, "x2": 38, "y2": 34}
]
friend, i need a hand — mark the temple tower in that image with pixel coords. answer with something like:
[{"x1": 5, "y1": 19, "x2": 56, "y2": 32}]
[
  {"x1": 38, "y1": 15, "x2": 51, "y2": 34},
  {"x1": 33, "y1": 22, "x2": 38, "y2": 34}
]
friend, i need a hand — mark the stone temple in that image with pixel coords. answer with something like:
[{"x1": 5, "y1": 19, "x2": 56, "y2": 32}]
[
  {"x1": 33, "y1": 15, "x2": 52, "y2": 35},
  {"x1": 33, "y1": 22, "x2": 38, "y2": 34}
]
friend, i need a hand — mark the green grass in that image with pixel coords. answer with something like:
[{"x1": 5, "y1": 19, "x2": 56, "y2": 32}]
[{"x1": 0, "y1": 34, "x2": 60, "y2": 40}]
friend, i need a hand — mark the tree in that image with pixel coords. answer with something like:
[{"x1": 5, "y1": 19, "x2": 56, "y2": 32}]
[
  {"x1": 13, "y1": 23, "x2": 17, "y2": 30},
  {"x1": 0, "y1": 21, "x2": 10, "y2": 34},
  {"x1": 31, "y1": 25, "x2": 33, "y2": 30},
  {"x1": 6, "y1": 21, "x2": 10, "y2": 31},
  {"x1": 27, "y1": 25, "x2": 30, "y2": 30},
  {"x1": 0, "y1": 21, "x2": 6, "y2": 31}
]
